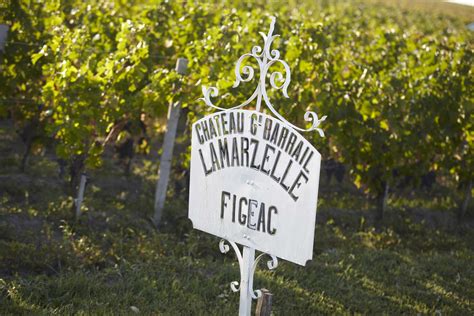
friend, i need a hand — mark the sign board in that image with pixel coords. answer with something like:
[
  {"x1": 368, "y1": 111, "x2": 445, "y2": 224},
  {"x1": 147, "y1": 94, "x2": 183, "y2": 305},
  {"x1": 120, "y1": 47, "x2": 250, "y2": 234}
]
[
  {"x1": 188, "y1": 16, "x2": 326, "y2": 278},
  {"x1": 189, "y1": 109, "x2": 321, "y2": 265}
]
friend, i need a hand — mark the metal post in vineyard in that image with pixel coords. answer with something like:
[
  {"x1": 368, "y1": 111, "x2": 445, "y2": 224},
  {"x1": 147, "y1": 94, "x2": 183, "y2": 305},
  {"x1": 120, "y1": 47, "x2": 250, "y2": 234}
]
[{"x1": 188, "y1": 17, "x2": 326, "y2": 315}]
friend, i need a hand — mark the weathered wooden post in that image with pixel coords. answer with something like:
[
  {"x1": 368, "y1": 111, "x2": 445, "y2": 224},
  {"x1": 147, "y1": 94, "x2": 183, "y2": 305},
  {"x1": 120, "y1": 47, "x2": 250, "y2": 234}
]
[
  {"x1": 188, "y1": 17, "x2": 326, "y2": 315},
  {"x1": 255, "y1": 289, "x2": 272, "y2": 316},
  {"x1": 153, "y1": 58, "x2": 188, "y2": 227},
  {"x1": 0, "y1": 24, "x2": 8, "y2": 52}
]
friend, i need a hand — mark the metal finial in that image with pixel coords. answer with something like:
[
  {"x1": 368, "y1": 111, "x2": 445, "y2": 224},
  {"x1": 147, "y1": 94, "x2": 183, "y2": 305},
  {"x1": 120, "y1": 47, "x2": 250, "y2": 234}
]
[{"x1": 199, "y1": 17, "x2": 326, "y2": 137}]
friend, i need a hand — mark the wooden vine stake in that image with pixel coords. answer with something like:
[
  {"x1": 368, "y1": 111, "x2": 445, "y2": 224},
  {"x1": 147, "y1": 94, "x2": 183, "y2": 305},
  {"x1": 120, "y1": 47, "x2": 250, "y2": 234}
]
[
  {"x1": 188, "y1": 17, "x2": 326, "y2": 315},
  {"x1": 75, "y1": 173, "x2": 87, "y2": 219},
  {"x1": 0, "y1": 24, "x2": 8, "y2": 51},
  {"x1": 153, "y1": 58, "x2": 188, "y2": 227},
  {"x1": 255, "y1": 289, "x2": 272, "y2": 316}
]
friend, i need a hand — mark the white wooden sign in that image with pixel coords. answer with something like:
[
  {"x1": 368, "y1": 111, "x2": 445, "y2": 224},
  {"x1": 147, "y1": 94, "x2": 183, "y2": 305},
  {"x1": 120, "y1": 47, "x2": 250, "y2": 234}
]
[
  {"x1": 189, "y1": 109, "x2": 321, "y2": 265},
  {"x1": 188, "y1": 16, "x2": 326, "y2": 315}
]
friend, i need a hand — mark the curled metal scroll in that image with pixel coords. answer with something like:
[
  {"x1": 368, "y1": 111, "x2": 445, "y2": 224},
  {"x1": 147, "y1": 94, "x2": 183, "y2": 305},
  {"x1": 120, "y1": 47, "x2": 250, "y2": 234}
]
[
  {"x1": 219, "y1": 239, "x2": 243, "y2": 292},
  {"x1": 199, "y1": 16, "x2": 326, "y2": 137},
  {"x1": 219, "y1": 239, "x2": 278, "y2": 299},
  {"x1": 249, "y1": 253, "x2": 278, "y2": 299}
]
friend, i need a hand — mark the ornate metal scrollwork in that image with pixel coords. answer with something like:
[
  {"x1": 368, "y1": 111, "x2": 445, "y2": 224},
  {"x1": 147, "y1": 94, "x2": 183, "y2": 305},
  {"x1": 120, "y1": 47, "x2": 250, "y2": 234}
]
[
  {"x1": 248, "y1": 252, "x2": 278, "y2": 299},
  {"x1": 200, "y1": 16, "x2": 326, "y2": 137},
  {"x1": 219, "y1": 239, "x2": 278, "y2": 299},
  {"x1": 219, "y1": 239, "x2": 243, "y2": 292}
]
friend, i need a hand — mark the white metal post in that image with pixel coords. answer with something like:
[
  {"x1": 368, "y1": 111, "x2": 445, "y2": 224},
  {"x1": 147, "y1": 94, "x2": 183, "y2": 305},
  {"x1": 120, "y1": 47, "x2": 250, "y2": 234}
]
[
  {"x1": 194, "y1": 16, "x2": 323, "y2": 315},
  {"x1": 239, "y1": 246, "x2": 255, "y2": 316}
]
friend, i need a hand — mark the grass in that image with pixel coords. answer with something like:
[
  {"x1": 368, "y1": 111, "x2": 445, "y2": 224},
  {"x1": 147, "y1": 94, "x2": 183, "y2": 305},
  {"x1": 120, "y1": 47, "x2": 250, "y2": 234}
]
[
  {"x1": 1, "y1": 203, "x2": 473, "y2": 314},
  {"x1": 1, "y1": 119, "x2": 473, "y2": 315}
]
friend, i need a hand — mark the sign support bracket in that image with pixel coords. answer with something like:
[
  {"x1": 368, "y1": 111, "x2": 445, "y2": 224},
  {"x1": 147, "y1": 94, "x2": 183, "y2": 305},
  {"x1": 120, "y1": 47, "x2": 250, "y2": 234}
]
[{"x1": 219, "y1": 240, "x2": 278, "y2": 316}]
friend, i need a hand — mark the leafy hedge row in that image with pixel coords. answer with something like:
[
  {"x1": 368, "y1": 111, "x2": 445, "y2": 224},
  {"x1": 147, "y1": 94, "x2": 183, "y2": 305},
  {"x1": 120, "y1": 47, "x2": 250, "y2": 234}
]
[{"x1": 1, "y1": 0, "x2": 472, "y2": 214}]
